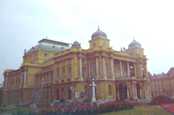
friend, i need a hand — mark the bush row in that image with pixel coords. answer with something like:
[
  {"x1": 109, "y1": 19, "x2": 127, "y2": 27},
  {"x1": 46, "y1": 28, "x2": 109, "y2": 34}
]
[{"x1": 43, "y1": 100, "x2": 134, "y2": 114}]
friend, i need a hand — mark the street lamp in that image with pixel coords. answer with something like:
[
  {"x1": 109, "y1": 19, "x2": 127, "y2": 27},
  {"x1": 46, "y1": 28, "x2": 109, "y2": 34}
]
[{"x1": 90, "y1": 77, "x2": 96, "y2": 102}]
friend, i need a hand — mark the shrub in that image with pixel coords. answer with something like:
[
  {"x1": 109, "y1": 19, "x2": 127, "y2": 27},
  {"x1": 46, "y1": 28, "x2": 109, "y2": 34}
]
[{"x1": 96, "y1": 100, "x2": 134, "y2": 113}]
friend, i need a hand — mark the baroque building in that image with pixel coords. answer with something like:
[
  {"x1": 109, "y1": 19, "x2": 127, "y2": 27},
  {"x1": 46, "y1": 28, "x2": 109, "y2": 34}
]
[
  {"x1": 150, "y1": 68, "x2": 174, "y2": 98},
  {"x1": 3, "y1": 28, "x2": 151, "y2": 106}
]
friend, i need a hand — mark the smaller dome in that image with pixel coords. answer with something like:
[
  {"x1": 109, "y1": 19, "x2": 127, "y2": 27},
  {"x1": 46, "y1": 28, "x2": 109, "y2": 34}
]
[
  {"x1": 71, "y1": 41, "x2": 81, "y2": 48},
  {"x1": 91, "y1": 27, "x2": 107, "y2": 39},
  {"x1": 128, "y1": 39, "x2": 142, "y2": 49}
]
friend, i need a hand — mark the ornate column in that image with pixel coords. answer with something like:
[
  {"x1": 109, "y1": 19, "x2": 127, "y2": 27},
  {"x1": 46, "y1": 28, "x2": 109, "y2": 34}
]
[
  {"x1": 96, "y1": 58, "x2": 99, "y2": 80},
  {"x1": 133, "y1": 64, "x2": 137, "y2": 78},
  {"x1": 103, "y1": 57, "x2": 107, "y2": 80},
  {"x1": 79, "y1": 57, "x2": 83, "y2": 81},
  {"x1": 127, "y1": 83, "x2": 130, "y2": 99},
  {"x1": 72, "y1": 56, "x2": 78, "y2": 80},
  {"x1": 133, "y1": 82, "x2": 138, "y2": 100},
  {"x1": 110, "y1": 58, "x2": 114, "y2": 80},
  {"x1": 88, "y1": 61, "x2": 91, "y2": 79},
  {"x1": 119, "y1": 61, "x2": 123, "y2": 77},
  {"x1": 127, "y1": 62, "x2": 130, "y2": 77}
]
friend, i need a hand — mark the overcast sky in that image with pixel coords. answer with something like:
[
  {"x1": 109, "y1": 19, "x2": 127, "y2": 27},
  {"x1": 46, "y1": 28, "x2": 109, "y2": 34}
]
[{"x1": 1, "y1": 0, "x2": 174, "y2": 82}]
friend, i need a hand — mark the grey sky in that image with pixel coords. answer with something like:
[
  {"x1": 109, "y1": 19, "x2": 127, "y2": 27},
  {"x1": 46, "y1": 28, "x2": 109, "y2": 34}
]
[{"x1": 1, "y1": 0, "x2": 174, "y2": 82}]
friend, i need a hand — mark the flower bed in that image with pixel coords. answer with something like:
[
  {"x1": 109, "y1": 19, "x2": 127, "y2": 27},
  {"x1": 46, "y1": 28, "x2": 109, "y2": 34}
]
[
  {"x1": 150, "y1": 95, "x2": 174, "y2": 105},
  {"x1": 96, "y1": 100, "x2": 133, "y2": 113},
  {"x1": 161, "y1": 103, "x2": 174, "y2": 113},
  {"x1": 43, "y1": 100, "x2": 134, "y2": 115}
]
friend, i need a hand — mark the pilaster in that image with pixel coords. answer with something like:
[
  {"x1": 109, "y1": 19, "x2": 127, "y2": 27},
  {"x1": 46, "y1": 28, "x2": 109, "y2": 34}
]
[{"x1": 133, "y1": 63, "x2": 137, "y2": 78}]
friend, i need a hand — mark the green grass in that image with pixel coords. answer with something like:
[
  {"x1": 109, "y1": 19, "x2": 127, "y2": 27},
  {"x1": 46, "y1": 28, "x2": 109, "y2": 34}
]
[
  {"x1": 100, "y1": 105, "x2": 172, "y2": 115},
  {"x1": 0, "y1": 105, "x2": 32, "y2": 114}
]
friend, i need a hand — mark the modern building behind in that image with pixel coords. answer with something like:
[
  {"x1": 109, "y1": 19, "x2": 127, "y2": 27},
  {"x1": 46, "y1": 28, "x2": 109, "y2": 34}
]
[{"x1": 3, "y1": 28, "x2": 151, "y2": 106}]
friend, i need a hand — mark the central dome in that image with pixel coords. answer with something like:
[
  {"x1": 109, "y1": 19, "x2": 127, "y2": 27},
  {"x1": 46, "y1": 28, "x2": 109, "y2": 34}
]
[
  {"x1": 91, "y1": 28, "x2": 107, "y2": 39},
  {"x1": 128, "y1": 39, "x2": 142, "y2": 49}
]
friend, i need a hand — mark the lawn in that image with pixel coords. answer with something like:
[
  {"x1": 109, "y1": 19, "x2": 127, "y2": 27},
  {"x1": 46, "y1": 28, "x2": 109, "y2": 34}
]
[{"x1": 100, "y1": 105, "x2": 172, "y2": 115}]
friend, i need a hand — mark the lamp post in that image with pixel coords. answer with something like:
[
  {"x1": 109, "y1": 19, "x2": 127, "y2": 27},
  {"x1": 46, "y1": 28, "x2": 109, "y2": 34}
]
[{"x1": 90, "y1": 77, "x2": 96, "y2": 102}]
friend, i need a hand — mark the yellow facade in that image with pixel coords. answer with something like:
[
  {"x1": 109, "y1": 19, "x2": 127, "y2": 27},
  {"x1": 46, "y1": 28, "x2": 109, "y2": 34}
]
[{"x1": 3, "y1": 29, "x2": 151, "y2": 106}]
